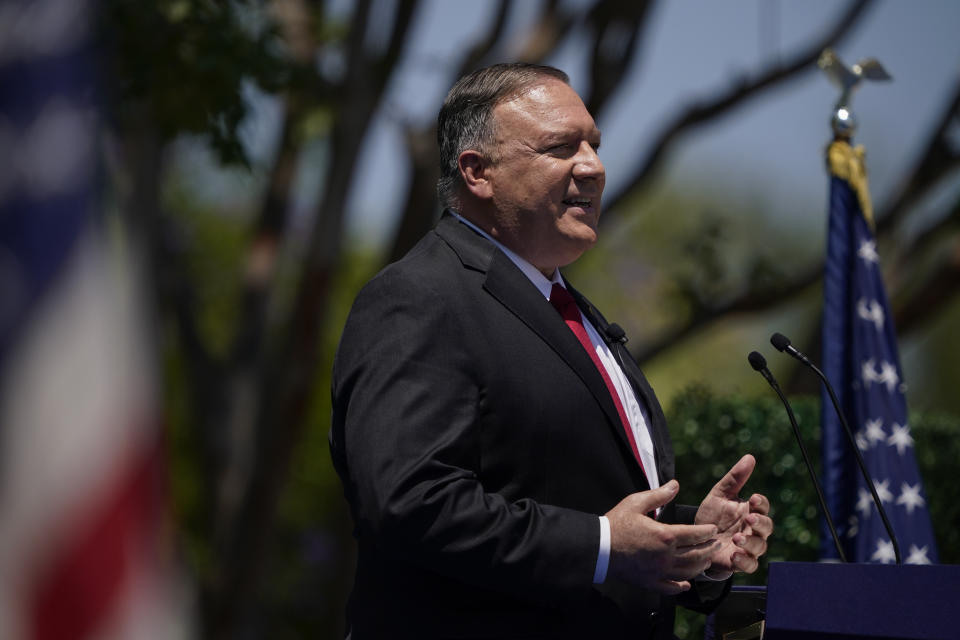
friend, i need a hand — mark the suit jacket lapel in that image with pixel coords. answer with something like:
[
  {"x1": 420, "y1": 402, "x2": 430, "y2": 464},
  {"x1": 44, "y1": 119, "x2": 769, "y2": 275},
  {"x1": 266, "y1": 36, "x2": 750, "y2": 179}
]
[{"x1": 434, "y1": 214, "x2": 628, "y2": 453}]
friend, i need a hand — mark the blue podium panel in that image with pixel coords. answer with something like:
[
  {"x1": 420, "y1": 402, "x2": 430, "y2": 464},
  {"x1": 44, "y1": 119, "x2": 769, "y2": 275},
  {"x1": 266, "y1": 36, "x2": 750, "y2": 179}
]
[{"x1": 765, "y1": 561, "x2": 960, "y2": 640}]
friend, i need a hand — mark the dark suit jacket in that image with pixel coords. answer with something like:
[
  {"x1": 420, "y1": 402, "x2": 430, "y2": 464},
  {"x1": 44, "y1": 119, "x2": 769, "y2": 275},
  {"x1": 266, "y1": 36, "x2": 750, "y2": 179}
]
[{"x1": 330, "y1": 212, "x2": 727, "y2": 638}]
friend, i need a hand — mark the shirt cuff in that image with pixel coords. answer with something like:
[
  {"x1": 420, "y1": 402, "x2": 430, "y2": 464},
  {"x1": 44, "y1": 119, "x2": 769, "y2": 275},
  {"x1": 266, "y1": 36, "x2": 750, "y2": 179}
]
[
  {"x1": 697, "y1": 568, "x2": 732, "y2": 582},
  {"x1": 593, "y1": 515, "x2": 611, "y2": 584}
]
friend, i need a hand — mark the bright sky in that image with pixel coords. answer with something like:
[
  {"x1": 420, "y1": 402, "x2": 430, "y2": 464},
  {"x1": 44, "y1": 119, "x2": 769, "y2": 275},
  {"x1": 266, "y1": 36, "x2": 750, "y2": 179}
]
[{"x1": 343, "y1": 0, "x2": 960, "y2": 246}]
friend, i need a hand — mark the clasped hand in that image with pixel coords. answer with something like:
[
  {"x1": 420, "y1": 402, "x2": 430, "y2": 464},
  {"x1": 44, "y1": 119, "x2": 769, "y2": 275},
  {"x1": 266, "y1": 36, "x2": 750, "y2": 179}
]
[{"x1": 605, "y1": 454, "x2": 772, "y2": 594}]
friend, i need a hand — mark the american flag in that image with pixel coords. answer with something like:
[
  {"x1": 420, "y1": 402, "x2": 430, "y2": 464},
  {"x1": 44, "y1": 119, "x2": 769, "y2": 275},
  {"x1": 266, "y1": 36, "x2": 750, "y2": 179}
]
[
  {"x1": 0, "y1": 0, "x2": 185, "y2": 637},
  {"x1": 819, "y1": 139, "x2": 939, "y2": 565}
]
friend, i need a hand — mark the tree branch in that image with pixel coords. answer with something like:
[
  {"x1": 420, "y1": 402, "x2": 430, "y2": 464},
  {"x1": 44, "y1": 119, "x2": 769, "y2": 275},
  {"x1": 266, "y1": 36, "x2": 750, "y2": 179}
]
[
  {"x1": 631, "y1": 180, "x2": 958, "y2": 367},
  {"x1": 384, "y1": 0, "x2": 419, "y2": 68},
  {"x1": 894, "y1": 235, "x2": 960, "y2": 336},
  {"x1": 207, "y1": 1, "x2": 424, "y2": 637},
  {"x1": 894, "y1": 197, "x2": 960, "y2": 273},
  {"x1": 876, "y1": 75, "x2": 960, "y2": 233},
  {"x1": 456, "y1": 0, "x2": 511, "y2": 75},
  {"x1": 631, "y1": 262, "x2": 823, "y2": 363},
  {"x1": 510, "y1": 0, "x2": 580, "y2": 63},
  {"x1": 603, "y1": 0, "x2": 873, "y2": 217},
  {"x1": 584, "y1": 0, "x2": 655, "y2": 117}
]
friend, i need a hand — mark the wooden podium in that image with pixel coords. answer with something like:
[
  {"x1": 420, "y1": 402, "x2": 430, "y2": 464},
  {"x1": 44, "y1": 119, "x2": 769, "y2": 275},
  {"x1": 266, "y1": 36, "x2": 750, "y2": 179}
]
[{"x1": 763, "y1": 561, "x2": 960, "y2": 639}]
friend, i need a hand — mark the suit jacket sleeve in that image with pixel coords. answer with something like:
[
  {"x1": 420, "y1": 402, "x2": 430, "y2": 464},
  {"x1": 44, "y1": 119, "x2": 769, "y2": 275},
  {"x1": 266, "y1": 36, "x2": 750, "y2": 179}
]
[{"x1": 330, "y1": 266, "x2": 600, "y2": 604}]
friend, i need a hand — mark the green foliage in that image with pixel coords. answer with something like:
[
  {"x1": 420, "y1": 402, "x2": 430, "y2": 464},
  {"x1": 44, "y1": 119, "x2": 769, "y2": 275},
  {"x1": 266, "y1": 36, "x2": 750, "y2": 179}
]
[
  {"x1": 667, "y1": 386, "x2": 960, "y2": 638},
  {"x1": 163, "y1": 325, "x2": 213, "y2": 576},
  {"x1": 158, "y1": 180, "x2": 384, "y2": 632},
  {"x1": 567, "y1": 187, "x2": 819, "y2": 354},
  {"x1": 160, "y1": 194, "x2": 251, "y2": 585},
  {"x1": 669, "y1": 386, "x2": 823, "y2": 573},
  {"x1": 912, "y1": 411, "x2": 960, "y2": 563},
  {"x1": 168, "y1": 190, "x2": 251, "y2": 356},
  {"x1": 102, "y1": 0, "x2": 289, "y2": 166},
  {"x1": 259, "y1": 247, "x2": 383, "y2": 636},
  {"x1": 903, "y1": 295, "x2": 960, "y2": 416}
]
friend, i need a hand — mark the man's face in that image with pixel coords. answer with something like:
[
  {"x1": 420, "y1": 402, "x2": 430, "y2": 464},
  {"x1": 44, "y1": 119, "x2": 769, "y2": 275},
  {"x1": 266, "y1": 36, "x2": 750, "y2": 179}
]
[{"x1": 484, "y1": 78, "x2": 605, "y2": 272}]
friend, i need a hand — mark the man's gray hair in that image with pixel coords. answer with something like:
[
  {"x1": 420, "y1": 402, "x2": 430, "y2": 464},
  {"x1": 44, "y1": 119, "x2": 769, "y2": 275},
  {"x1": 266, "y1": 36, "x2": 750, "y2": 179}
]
[{"x1": 436, "y1": 63, "x2": 570, "y2": 209}]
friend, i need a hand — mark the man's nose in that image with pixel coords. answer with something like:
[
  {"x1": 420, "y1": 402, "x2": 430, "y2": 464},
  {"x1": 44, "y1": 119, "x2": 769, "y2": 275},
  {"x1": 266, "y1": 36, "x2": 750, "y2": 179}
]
[{"x1": 573, "y1": 142, "x2": 605, "y2": 181}]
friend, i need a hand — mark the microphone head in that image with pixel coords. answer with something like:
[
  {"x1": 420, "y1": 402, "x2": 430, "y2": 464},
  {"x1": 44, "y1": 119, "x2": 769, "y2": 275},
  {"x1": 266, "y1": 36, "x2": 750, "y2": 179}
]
[
  {"x1": 606, "y1": 323, "x2": 627, "y2": 343},
  {"x1": 770, "y1": 332, "x2": 792, "y2": 352},
  {"x1": 748, "y1": 351, "x2": 767, "y2": 371}
]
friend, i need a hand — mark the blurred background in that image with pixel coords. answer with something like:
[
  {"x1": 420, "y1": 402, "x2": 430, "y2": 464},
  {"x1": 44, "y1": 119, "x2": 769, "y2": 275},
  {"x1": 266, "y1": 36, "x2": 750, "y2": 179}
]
[{"x1": 1, "y1": 0, "x2": 958, "y2": 638}]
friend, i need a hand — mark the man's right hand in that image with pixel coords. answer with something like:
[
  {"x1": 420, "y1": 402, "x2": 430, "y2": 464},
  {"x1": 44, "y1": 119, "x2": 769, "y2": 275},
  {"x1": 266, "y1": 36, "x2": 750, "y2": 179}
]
[{"x1": 605, "y1": 480, "x2": 719, "y2": 594}]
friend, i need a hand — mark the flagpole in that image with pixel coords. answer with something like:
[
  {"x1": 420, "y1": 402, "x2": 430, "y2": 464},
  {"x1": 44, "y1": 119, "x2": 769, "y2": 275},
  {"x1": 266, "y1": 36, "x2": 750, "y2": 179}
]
[{"x1": 817, "y1": 49, "x2": 939, "y2": 567}]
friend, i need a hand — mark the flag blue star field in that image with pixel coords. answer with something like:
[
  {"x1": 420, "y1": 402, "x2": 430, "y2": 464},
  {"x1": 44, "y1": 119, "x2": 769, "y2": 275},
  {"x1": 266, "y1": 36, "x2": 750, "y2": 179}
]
[{"x1": 820, "y1": 140, "x2": 938, "y2": 565}]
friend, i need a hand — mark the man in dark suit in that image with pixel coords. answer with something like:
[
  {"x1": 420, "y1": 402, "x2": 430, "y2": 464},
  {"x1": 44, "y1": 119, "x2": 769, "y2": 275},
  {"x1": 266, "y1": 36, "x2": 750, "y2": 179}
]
[{"x1": 330, "y1": 62, "x2": 772, "y2": 638}]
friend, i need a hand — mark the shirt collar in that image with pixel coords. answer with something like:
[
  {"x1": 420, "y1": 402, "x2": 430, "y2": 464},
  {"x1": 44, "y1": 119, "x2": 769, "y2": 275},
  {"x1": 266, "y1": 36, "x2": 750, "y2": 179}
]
[{"x1": 452, "y1": 211, "x2": 563, "y2": 299}]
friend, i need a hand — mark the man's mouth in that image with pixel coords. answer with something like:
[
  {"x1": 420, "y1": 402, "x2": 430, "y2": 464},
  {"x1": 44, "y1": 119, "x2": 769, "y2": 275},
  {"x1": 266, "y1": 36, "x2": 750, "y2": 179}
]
[{"x1": 563, "y1": 198, "x2": 593, "y2": 208}]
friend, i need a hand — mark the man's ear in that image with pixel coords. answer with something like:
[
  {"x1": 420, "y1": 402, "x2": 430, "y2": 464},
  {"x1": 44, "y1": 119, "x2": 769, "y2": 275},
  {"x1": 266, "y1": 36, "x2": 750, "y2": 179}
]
[{"x1": 459, "y1": 150, "x2": 493, "y2": 200}]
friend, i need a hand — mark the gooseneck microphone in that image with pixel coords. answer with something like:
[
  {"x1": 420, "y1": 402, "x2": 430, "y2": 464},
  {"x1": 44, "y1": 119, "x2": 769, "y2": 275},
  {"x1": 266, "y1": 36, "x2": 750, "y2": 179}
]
[
  {"x1": 770, "y1": 332, "x2": 902, "y2": 565},
  {"x1": 748, "y1": 351, "x2": 846, "y2": 562}
]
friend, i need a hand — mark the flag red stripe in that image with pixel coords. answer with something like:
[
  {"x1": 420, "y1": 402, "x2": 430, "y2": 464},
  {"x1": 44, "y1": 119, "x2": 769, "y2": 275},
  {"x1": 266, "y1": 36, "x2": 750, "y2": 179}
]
[{"x1": 29, "y1": 438, "x2": 163, "y2": 640}]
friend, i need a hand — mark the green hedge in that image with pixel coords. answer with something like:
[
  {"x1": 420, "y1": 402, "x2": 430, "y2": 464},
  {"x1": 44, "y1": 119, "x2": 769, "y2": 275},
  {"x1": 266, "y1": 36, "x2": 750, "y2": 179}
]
[{"x1": 667, "y1": 385, "x2": 960, "y2": 638}]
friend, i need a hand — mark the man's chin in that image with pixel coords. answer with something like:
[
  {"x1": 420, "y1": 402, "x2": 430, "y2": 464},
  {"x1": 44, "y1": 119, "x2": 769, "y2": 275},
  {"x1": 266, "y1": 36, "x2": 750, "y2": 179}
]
[
  {"x1": 571, "y1": 225, "x2": 599, "y2": 248},
  {"x1": 554, "y1": 234, "x2": 598, "y2": 267}
]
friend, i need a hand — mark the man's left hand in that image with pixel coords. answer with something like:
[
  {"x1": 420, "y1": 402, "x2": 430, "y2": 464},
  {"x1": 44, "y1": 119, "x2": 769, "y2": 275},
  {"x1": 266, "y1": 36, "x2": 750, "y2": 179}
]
[{"x1": 694, "y1": 454, "x2": 773, "y2": 580}]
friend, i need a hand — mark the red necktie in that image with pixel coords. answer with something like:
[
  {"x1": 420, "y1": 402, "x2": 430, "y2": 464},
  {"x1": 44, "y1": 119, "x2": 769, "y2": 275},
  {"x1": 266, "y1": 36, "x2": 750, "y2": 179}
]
[{"x1": 549, "y1": 284, "x2": 645, "y2": 473}]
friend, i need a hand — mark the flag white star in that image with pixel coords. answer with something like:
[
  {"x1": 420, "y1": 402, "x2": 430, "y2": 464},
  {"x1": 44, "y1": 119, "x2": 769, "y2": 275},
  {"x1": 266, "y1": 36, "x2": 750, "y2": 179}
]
[
  {"x1": 858, "y1": 240, "x2": 880, "y2": 265},
  {"x1": 877, "y1": 361, "x2": 900, "y2": 393},
  {"x1": 846, "y1": 515, "x2": 859, "y2": 538},
  {"x1": 857, "y1": 298, "x2": 885, "y2": 331},
  {"x1": 888, "y1": 423, "x2": 914, "y2": 456},
  {"x1": 896, "y1": 482, "x2": 925, "y2": 514},
  {"x1": 856, "y1": 432, "x2": 869, "y2": 451},
  {"x1": 856, "y1": 488, "x2": 873, "y2": 518},
  {"x1": 861, "y1": 359, "x2": 902, "y2": 393},
  {"x1": 874, "y1": 479, "x2": 893, "y2": 504},
  {"x1": 905, "y1": 545, "x2": 931, "y2": 565},
  {"x1": 871, "y1": 538, "x2": 896, "y2": 564},
  {"x1": 864, "y1": 418, "x2": 886, "y2": 447}
]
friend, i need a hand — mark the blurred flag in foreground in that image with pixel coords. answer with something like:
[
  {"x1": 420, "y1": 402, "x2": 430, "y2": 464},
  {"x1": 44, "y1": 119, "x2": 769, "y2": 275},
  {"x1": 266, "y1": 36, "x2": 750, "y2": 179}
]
[
  {"x1": 0, "y1": 0, "x2": 185, "y2": 637},
  {"x1": 819, "y1": 139, "x2": 938, "y2": 565}
]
